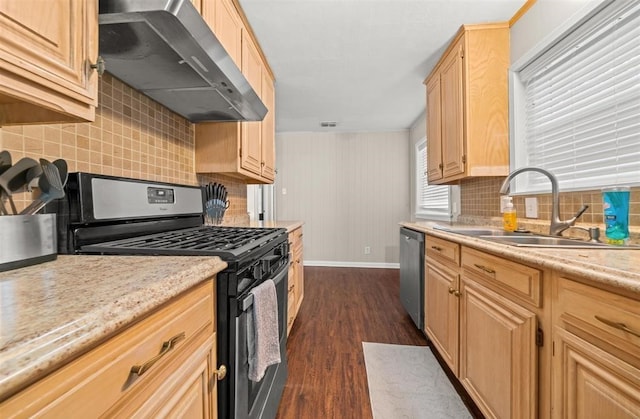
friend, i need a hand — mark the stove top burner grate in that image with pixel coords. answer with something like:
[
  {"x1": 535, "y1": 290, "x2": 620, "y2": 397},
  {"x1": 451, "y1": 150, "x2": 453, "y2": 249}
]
[{"x1": 97, "y1": 226, "x2": 279, "y2": 252}]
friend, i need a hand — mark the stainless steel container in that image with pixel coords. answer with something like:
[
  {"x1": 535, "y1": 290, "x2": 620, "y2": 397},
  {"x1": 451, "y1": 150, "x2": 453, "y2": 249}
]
[{"x1": 0, "y1": 214, "x2": 57, "y2": 272}]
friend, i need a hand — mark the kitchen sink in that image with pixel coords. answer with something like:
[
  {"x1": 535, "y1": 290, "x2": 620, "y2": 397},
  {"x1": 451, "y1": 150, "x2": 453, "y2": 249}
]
[
  {"x1": 432, "y1": 226, "x2": 530, "y2": 236},
  {"x1": 433, "y1": 225, "x2": 639, "y2": 249},
  {"x1": 478, "y1": 235, "x2": 611, "y2": 248}
]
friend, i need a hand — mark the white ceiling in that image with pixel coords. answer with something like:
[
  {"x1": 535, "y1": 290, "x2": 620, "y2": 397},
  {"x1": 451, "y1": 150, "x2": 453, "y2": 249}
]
[{"x1": 238, "y1": 0, "x2": 527, "y2": 133}]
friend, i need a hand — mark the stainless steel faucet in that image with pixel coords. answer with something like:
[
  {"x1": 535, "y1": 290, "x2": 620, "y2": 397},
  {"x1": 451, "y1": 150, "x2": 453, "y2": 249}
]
[{"x1": 499, "y1": 167, "x2": 588, "y2": 236}]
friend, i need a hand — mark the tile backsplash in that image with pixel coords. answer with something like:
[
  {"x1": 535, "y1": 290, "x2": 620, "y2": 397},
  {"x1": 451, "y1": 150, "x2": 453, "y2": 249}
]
[
  {"x1": 0, "y1": 74, "x2": 248, "y2": 224},
  {"x1": 460, "y1": 177, "x2": 639, "y2": 242}
]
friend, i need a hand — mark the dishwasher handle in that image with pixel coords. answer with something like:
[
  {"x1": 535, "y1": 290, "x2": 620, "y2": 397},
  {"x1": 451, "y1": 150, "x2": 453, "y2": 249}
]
[{"x1": 400, "y1": 227, "x2": 424, "y2": 242}]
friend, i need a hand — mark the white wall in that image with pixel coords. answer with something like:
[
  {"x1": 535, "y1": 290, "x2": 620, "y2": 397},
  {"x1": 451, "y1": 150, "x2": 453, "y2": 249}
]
[{"x1": 275, "y1": 131, "x2": 410, "y2": 267}]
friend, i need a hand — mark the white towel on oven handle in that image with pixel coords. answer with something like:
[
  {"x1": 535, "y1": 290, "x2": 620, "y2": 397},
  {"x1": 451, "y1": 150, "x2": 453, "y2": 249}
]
[{"x1": 247, "y1": 279, "x2": 281, "y2": 382}]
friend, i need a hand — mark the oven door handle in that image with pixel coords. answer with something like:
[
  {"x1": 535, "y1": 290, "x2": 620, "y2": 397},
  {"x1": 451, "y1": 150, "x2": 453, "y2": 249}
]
[{"x1": 239, "y1": 264, "x2": 288, "y2": 312}]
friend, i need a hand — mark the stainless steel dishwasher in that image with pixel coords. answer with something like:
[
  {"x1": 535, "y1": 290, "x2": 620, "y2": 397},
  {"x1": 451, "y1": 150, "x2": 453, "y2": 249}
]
[{"x1": 399, "y1": 227, "x2": 424, "y2": 330}]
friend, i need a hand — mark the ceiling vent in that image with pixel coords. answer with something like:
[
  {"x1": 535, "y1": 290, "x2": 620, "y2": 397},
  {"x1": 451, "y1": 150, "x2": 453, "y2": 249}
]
[{"x1": 320, "y1": 121, "x2": 337, "y2": 127}]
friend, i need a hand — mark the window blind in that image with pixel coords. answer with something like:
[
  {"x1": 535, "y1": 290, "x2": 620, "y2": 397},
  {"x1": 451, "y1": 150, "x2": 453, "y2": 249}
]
[
  {"x1": 516, "y1": 0, "x2": 640, "y2": 193},
  {"x1": 417, "y1": 141, "x2": 450, "y2": 216}
]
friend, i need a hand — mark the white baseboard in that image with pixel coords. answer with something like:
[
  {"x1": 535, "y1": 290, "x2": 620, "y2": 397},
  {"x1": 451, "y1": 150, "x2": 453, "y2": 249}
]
[{"x1": 303, "y1": 260, "x2": 400, "y2": 269}]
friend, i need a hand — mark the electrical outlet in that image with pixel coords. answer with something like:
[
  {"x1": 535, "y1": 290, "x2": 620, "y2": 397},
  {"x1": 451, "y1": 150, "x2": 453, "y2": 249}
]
[
  {"x1": 525, "y1": 197, "x2": 538, "y2": 218},
  {"x1": 282, "y1": 188, "x2": 287, "y2": 195},
  {"x1": 364, "y1": 246, "x2": 371, "y2": 254}
]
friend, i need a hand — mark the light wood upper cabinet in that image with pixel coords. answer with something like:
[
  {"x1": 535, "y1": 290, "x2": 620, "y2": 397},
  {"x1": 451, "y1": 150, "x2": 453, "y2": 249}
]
[
  {"x1": 195, "y1": 0, "x2": 276, "y2": 184},
  {"x1": 425, "y1": 76, "x2": 443, "y2": 182},
  {"x1": 552, "y1": 276, "x2": 640, "y2": 419},
  {"x1": 0, "y1": 0, "x2": 98, "y2": 125},
  {"x1": 423, "y1": 23, "x2": 510, "y2": 184},
  {"x1": 260, "y1": 71, "x2": 276, "y2": 181},
  {"x1": 212, "y1": 0, "x2": 243, "y2": 67},
  {"x1": 240, "y1": 30, "x2": 264, "y2": 177},
  {"x1": 195, "y1": 71, "x2": 275, "y2": 184}
]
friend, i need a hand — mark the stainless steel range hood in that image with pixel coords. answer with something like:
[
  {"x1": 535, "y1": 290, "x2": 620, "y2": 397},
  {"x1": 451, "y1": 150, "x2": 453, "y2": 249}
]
[{"x1": 98, "y1": 0, "x2": 267, "y2": 122}]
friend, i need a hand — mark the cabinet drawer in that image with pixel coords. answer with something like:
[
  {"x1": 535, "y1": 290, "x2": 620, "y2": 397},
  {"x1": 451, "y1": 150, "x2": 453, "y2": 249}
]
[
  {"x1": 557, "y1": 277, "x2": 640, "y2": 356},
  {"x1": 426, "y1": 235, "x2": 460, "y2": 267},
  {"x1": 462, "y1": 247, "x2": 541, "y2": 308},
  {"x1": 2, "y1": 281, "x2": 215, "y2": 417}
]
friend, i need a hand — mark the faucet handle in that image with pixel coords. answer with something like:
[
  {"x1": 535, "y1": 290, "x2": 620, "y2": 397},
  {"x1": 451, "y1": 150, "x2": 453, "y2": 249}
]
[{"x1": 574, "y1": 204, "x2": 589, "y2": 219}]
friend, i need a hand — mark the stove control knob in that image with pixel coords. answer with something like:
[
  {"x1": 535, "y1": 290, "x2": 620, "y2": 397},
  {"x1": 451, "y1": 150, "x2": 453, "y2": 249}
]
[
  {"x1": 252, "y1": 264, "x2": 263, "y2": 280},
  {"x1": 275, "y1": 242, "x2": 289, "y2": 256}
]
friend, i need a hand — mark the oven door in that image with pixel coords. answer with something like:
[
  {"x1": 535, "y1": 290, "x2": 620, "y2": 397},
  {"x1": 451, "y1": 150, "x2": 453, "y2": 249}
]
[{"x1": 235, "y1": 264, "x2": 288, "y2": 419}]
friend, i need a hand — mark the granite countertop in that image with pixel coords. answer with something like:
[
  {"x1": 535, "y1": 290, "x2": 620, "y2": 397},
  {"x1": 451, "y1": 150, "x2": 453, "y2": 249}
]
[
  {"x1": 401, "y1": 221, "x2": 640, "y2": 298},
  {"x1": 0, "y1": 255, "x2": 227, "y2": 400},
  {"x1": 249, "y1": 220, "x2": 304, "y2": 233}
]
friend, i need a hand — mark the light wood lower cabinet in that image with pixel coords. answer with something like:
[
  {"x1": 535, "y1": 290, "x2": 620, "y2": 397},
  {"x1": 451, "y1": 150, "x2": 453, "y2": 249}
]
[
  {"x1": 425, "y1": 235, "x2": 461, "y2": 375},
  {"x1": 424, "y1": 234, "x2": 545, "y2": 419},
  {"x1": 0, "y1": 0, "x2": 98, "y2": 125},
  {"x1": 552, "y1": 276, "x2": 640, "y2": 419},
  {"x1": 1, "y1": 280, "x2": 221, "y2": 418},
  {"x1": 460, "y1": 277, "x2": 537, "y2": 419},
  {"x1": 287, "y1": 226, "x2": 304, "y2": 335}
]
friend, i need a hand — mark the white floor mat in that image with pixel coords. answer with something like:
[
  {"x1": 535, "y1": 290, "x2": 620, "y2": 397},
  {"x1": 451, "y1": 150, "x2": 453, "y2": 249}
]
[{"x1": 363, "y1": 342, "x2": 472, "y2": 419}]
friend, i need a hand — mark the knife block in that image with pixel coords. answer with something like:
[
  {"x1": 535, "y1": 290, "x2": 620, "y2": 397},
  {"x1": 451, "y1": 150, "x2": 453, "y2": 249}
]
[{"x1": 0, "y1": 214, "x2": 57, "y2": 272}]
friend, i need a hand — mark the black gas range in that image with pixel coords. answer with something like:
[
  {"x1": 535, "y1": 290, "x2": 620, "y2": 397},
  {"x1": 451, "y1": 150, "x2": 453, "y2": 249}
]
[{"x1": 54, "y1": 172, "x2": 288, "y2": 419}]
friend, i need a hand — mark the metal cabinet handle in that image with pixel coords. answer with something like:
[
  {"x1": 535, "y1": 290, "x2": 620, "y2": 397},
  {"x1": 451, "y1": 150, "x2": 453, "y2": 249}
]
[
  {"x1": 215, "y1": 365, "x2": 227, "y2": 381},
  {"x1": 448, "y1": 287, "x2": 461, "y2": 297},
  {"x1": 595, "y1": 315, "x2": 640, "y2": 338},
  {"x1": 431, "y1": 246, "x2": 443, "y2": 252},
  {"x1": 89, "y1": 56, "x2": 105, "y2": 76},
  {"x1": 474, "y1": 263, "x2": 496, "y2": 274},
  {"x1": 130, "y1": 332, "x2": 185, "y2": 376},
  {"x1": 448, "y1": 287, "x2": 455, "y2": 294}
]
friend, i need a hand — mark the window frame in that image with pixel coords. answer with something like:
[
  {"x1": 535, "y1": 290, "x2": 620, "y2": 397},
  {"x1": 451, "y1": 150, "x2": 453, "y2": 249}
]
[
  {"x1": 414, "y1": 138, "x2": 458, "y2": 221},
  {"x1": 509, "y1": 0, "x2": 640, "y2": 194}
]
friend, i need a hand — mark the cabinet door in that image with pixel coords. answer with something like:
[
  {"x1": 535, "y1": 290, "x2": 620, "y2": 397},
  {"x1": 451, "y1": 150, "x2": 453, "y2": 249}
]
[
  {"x1": 425, "y1": 260, "x2": 459, "y2": 375},
  {"x1": 426, "y1": 75, "x2": 443, "y2": 181},
  {"x1": 240, "y1": 30, "x2": 263, "y2": 176},
  {"x1": 460, "y1": 277, "x2": 537, "y2": 419},
  {"x1": 293, "y1": 245, "x2": 304, "y2": 313},
  {"x1": 552, "y1": 327, "x2": 640, "y2": 419},
  {"x1": 125, "y1": 337, "x2": 216, "y2": 418},
  {"x1": 260, "y1": 71, "x2": 276, "y2": 181},
  {"x1": 440, "y1": 39, "x2": 465, "y2": 179},
  {"x1": 0, "y1": 0, "x2": 97, "y2": 124},
  {"x1": 213, "y1": 0, "x2": 242, "y2": 67}
]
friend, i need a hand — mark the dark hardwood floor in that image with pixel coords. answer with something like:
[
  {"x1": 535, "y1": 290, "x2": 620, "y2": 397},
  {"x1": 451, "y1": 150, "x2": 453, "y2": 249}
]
[{"x1": 275, "y1": 266, "x2": 428, "y2": 418}]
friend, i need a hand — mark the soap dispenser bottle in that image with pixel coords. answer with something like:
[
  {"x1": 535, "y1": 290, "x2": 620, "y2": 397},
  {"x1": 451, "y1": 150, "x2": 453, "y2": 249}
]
[{"x1": 503, "y1": 197, "x2": 517, "y2": 232}]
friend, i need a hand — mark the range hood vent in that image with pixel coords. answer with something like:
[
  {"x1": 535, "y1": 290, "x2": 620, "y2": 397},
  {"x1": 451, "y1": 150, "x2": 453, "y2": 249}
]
[{"x1": 98, "y1": 0, "x2": 267, "y2": 122}]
